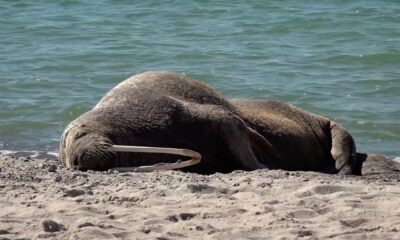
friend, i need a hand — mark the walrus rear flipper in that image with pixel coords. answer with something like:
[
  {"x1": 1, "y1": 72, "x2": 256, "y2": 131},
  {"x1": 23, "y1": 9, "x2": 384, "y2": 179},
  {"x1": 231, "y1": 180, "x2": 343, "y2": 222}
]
[
  {"x1": 358, "y1": 153, "x2": 400, "y2": 176},
  {"x1": 330, "y1": 121, "x2": 357, "y2": 175}
]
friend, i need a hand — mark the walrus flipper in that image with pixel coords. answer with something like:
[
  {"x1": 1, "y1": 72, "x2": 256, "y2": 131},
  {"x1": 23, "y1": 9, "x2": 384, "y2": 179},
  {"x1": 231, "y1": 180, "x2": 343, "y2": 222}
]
[
  {"x1": 245, "y1": 126, "x2": 282, "y2": 170},
  {"x1": 358, "y1": 153, "x2": 400, "y2": 176},
  {"x1": 329, "y1": 121, "x2": 357, "y2": 175},
  {"x1": 220, "y1": 119, "x2": 267, "y2": 170},
  {"x1": 188, "y1": 104, "x2": 267, "y2": 171}
]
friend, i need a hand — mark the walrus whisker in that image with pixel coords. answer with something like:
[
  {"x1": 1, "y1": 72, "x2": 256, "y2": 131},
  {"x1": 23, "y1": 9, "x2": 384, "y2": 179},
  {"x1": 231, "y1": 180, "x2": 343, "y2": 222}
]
[
  {"x1": 89, "y1": 146, "x2": 103, "y2": 156},
  {"x1": 108, "y1": 145, "x2": 201, "y2": 172}
]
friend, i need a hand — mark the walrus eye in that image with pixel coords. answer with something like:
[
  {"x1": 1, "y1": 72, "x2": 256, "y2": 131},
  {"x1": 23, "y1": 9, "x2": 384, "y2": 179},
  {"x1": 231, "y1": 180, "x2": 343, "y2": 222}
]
[{"x1": 75, "y1": 131, "x2": 87, "y2": 139}]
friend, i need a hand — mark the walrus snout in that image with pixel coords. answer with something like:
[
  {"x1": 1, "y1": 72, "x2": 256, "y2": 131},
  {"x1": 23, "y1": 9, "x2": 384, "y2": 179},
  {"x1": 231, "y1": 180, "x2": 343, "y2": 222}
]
[
  {"x1": 71, "y1": 147, "x2": 111, "y2": 171},
  {"x1": 60, "y1": 130, "x2": 116, "y2": 171}
]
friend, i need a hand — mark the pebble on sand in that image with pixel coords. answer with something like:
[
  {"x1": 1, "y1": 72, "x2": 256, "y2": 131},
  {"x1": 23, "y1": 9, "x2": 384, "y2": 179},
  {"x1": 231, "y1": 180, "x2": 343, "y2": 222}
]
[{"x1": 42, "y1": 220, "x2": 64, "y2": 232}]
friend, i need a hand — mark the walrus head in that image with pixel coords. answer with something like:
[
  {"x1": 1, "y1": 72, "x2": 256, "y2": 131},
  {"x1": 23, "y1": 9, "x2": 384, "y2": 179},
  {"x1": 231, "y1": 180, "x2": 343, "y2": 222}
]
[{"x1": 59, "y1": 122, "x2": 116, "y2": 171}]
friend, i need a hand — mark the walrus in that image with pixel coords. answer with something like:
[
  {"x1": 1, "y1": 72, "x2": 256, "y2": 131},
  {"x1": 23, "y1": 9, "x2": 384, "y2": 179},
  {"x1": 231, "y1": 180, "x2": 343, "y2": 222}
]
[{"x1": 59, "y1": 71, "x2": 399, "y2": 175}]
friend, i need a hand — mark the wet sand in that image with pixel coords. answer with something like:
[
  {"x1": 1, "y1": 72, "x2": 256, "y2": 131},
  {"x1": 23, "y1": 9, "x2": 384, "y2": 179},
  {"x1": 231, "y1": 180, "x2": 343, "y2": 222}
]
[{"x1": 1, "y1": 154, "x2": 399, "y2": 239}]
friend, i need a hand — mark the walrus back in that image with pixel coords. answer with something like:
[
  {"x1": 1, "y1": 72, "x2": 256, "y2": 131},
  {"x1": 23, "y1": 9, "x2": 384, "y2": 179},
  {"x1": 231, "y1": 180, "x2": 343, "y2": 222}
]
[{"x1": 95, "y1": 71, "x2": 238, "y2": 114}]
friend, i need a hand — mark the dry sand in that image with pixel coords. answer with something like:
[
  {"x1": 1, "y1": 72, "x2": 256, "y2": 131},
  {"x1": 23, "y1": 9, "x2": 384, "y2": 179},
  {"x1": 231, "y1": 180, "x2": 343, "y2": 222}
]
[{"x1": 1, "y1": 153, "x2": 400, "y2": 240}]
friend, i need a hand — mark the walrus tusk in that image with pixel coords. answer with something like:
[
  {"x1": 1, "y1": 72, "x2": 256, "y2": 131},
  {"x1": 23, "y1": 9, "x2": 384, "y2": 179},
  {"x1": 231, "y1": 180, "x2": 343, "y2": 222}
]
[{"x1": 108, "y1": 145, "x2": 202, "y2": 172}]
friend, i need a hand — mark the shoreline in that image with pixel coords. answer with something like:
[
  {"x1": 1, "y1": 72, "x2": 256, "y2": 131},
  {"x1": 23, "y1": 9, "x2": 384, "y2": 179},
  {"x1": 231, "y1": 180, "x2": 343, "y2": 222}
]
[{"x1": 1, "y1": 153, "x2": 400, "y2": 239}]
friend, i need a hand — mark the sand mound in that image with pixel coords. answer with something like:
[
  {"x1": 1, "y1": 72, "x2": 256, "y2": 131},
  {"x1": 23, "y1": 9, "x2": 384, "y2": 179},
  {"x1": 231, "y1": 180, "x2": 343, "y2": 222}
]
[{"x1": 1, "y1": 154, "x2": 399, "y2": 239}]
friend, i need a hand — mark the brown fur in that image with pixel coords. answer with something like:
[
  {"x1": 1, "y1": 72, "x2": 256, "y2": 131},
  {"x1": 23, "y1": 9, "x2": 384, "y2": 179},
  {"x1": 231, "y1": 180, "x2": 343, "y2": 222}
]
[
  {"x1": 59, "y1": 71, "x2": 399, "y2": 175},
  {"x1": 231, "y1": 99, "x2": 356, "y2": 174}
]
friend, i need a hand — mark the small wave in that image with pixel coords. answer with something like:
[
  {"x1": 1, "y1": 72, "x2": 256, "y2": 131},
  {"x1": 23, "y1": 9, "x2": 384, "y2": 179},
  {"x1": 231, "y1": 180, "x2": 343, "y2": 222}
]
[
  {"x1": 0, "y1": 150, "x2": 58, "y2": 159},
  {"x1": 57, "y1": 103, "x2": 91, "y2": 122},
  {"x1": 393, "y1": 157, "x2": 400, "y2": 163},
  {"x1": 324, "y1": 52, "x2": 400, "y2": 65},
  {"x1": 0, "y1": 150, "x2": 17, "y2": 155}
]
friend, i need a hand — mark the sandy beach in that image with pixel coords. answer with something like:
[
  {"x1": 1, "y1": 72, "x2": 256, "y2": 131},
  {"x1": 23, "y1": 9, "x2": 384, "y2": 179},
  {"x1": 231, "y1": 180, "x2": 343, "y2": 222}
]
[{"x1": 1, "y1": 153, "x2": 399, "y2": 240}]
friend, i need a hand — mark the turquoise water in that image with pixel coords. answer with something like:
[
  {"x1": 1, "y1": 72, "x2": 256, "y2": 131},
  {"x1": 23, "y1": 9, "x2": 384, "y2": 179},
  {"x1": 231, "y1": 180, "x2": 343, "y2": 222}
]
[{"x1": 0, "y1": 1, "x2": 399, "y2": 158}]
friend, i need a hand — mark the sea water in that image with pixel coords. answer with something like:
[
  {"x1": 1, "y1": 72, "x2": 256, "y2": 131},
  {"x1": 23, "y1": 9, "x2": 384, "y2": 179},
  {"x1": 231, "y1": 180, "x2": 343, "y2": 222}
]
[{"x1": 0, "y1": 1, "x2": 399, "y2": 158}]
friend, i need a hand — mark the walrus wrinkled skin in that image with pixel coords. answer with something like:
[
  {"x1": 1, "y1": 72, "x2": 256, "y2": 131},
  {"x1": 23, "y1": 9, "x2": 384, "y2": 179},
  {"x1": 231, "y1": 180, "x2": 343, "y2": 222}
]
[{"x1": 59, "y1": 71, "x2": 399, "y2": 175}]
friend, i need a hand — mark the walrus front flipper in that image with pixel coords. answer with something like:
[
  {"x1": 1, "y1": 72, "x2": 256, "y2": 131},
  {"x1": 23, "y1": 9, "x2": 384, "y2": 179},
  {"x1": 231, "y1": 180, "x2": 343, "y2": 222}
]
[
  {"x1": 330, "y1": 121, "x2": 357, "y2": 175},
  {"x1": 359, "y1": 153, "x2": 400, "y2": 176},
  {"x1": 188, "y1": 104, "x2": 267, "y2": 171},
  {"x1": 219, "y1": 116, "x2": 268, "y2": 170},
  {"x1": 246, "y1": 126, "x2": 282, "y2": 169}
]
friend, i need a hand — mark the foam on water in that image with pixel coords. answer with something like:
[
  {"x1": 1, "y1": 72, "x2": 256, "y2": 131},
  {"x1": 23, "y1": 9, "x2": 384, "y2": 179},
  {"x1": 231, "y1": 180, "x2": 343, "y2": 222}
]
[{"x1": 0, "y1": 150, "x2": 58, "y2": 159}]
